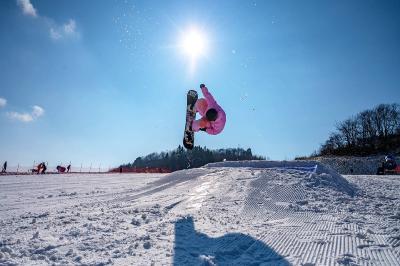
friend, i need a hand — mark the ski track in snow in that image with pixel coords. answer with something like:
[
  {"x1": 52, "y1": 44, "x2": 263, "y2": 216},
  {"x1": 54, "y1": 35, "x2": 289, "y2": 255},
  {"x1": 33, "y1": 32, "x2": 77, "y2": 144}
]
[{"x1": 0, "y1": 162, "x2": 399, "y2": 265}]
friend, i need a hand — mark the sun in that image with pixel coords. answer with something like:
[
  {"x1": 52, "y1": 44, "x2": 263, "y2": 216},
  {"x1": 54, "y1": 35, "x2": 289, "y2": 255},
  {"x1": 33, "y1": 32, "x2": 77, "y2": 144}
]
[{"x1": 180, "y1": 27, "x2": 208, "y2": 59}]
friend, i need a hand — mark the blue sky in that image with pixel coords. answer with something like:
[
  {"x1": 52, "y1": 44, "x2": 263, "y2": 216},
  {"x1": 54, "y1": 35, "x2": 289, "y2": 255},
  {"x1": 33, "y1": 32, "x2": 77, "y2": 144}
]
[{"x1": 0, "y1": 0, "x2": 399, "y2": 167}]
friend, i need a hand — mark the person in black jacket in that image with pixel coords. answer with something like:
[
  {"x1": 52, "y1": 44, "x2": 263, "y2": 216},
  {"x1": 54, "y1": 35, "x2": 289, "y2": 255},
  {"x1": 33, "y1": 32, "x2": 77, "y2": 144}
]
[
  {"x1": 1, "y1": 161, "x2": 6, "y2": 173},
  {"x1": 384, "y1": 155, "x2": 397, "y2": 171},
  {"x1": 41, "y1": 162, "x2": 47, "y2": 174}
]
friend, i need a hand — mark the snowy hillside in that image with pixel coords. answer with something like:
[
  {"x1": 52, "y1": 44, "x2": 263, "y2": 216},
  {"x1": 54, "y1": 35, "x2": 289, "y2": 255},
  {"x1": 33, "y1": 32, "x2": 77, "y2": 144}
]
[
  {"x1": 1, "y1": 161, "x2": 400, "y2": 265},
  {"x1": 309, "y1": 156, "x2": 400, "y2": 175}
]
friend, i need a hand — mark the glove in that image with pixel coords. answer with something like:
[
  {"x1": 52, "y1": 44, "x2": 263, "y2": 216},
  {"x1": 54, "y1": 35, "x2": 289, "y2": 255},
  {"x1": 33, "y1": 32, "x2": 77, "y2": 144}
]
[
  {"x1": 200, "y1": 84, "x2": 206, "y2": 89},
  {"x1": 200, "y1": 128, "x2": 207, "y2": 132}
]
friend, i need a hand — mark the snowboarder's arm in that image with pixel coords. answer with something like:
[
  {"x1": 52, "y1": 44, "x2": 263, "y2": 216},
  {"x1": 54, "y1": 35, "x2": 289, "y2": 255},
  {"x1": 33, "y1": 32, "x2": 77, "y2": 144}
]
[{"x1": 201, "y1": 86, "x2": 216, "y2": 104}]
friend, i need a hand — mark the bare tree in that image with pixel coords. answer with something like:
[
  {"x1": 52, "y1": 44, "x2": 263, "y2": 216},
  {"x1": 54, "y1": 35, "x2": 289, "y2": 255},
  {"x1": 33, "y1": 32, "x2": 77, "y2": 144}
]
[
  {"x1": 319, "y1": 103, "x2": 400, "y2": 156},
  {"x1": 337, "y1": 118, "x2": 359, "y2": 147},
  {"x1": 373, "y1": 104, "x2": 386, "y2": 138},
  {"x1": 357, "y1": 110, "x2": 376, "y2": 141},
  {"x1": 388, "y1": 103, "x2": 400, "y2": 135},
  {"x1": 320, "y1": 132, "x2": 344, "y2": 155}
]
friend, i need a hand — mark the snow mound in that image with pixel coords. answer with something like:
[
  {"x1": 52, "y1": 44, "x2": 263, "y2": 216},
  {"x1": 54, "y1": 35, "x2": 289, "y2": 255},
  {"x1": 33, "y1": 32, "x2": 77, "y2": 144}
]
[{"x1": 205, "y1": 160, "x2": 357, "y2": 196}]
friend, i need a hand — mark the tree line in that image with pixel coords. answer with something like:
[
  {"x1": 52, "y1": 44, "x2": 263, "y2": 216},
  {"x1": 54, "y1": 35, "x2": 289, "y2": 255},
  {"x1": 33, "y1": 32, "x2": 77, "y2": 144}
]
[
  {"x1": 320, "y1": 103, "x2": 400, "y2": 156},
  {"x1": 121, "y1": 146, "x2": 265, "y2": 171}
]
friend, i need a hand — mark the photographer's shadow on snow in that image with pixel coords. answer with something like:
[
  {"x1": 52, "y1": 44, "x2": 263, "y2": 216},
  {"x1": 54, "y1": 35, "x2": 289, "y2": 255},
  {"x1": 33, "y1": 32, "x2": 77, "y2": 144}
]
[{"x1": 173, "y1": 216, "x2": 290, "y2": 265}]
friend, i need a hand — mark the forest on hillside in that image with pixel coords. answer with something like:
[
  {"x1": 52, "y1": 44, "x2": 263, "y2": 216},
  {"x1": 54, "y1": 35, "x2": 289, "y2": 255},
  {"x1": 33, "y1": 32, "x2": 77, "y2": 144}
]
[
  {"x1": 121, "y1": 146, "x2": 265, "y2": 171},
  {"x1": 319, "y1": 103, "x2": 400, "y2": 156}
]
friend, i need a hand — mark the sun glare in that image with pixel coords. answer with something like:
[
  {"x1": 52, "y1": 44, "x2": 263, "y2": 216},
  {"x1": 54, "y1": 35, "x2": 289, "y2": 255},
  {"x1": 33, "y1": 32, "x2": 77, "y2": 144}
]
[{"x1": 180, "y1": 27, "x2": 208, "y2": 59}]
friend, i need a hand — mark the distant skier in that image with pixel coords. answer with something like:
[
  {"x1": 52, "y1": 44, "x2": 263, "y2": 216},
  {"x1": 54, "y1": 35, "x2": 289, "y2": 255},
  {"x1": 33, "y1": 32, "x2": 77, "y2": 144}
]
[
  {"x1": 56, "y1": 165, "x2": 66, "y2": 173},
  {"x1": 384, "y1": 155, "x2": 397, "y2": 170},
  {"x1": 67, "y1": 164, "x2": 71, "y2": 173},
  {"x1": 1, "y1": 161, "x2": 6, "y2": 173},
  {"x1": 41, "y1": 162, "x2": 47, "y2": 174},
  {"x1": 37, "y1": 162, "x2": 47, "y2": 174},
  {"x1": 192, "y1": 84, "x2": 226, "y2": 135}
]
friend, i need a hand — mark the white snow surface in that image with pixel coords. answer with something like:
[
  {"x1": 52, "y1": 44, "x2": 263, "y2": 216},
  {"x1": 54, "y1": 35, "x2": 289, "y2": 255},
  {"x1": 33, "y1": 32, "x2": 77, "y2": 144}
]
[{"x1": 1, "y1": 161, "x2": 400, "y2": 265}]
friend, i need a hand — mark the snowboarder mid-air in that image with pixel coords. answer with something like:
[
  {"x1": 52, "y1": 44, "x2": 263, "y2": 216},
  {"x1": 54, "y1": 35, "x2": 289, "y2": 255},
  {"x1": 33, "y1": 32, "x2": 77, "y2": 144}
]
[{"x1": 192, "y1": 84, "x2": 226, "y2": 135}]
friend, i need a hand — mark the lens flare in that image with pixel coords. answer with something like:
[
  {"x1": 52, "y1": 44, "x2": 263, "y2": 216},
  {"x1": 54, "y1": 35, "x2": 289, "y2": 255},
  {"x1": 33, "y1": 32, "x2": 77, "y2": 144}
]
[{"x1": 180, "y1": 27, "x2": 208, "y2": 59}]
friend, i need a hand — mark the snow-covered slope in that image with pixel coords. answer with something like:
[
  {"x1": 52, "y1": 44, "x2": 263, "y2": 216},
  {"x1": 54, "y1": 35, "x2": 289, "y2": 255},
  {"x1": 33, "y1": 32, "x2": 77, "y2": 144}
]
[{"x1": 1, "y1": 161, "x2": 399, "y2": 265}]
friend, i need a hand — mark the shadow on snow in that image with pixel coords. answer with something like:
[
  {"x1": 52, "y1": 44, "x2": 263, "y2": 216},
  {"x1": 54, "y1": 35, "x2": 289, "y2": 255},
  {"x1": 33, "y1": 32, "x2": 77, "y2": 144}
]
[{"x1": 173, "y1": 216, "x2": 290, "y2": 265}]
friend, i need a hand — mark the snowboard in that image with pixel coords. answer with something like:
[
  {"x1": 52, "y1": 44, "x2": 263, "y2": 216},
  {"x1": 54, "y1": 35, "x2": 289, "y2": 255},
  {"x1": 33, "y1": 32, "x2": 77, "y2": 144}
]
[{"x1": 183, "y1": 90, "x2": 198, "y2": 150}]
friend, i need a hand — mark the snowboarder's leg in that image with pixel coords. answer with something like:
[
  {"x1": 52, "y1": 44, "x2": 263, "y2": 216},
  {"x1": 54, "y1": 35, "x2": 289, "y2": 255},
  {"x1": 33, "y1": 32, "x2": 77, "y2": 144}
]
[
  {"x1": 192, "y1": 120, "x2": 201, "y2": 132},
  {"x1": 192, "y1": 117, "x2": 208, "y2": 132}
]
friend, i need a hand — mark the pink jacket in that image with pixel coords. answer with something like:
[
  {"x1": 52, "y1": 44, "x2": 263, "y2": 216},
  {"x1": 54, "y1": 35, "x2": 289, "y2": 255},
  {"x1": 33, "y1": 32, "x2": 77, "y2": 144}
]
[{"x1": 201, "y1": 86, "x2": 226, "y2": 135}]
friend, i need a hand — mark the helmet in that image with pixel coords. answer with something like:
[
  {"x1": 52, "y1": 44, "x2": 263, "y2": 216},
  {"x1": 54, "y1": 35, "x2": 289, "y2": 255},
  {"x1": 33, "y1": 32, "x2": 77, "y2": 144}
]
[
  {"x1": 384, "y1": 155, "x2": 397, "y2": 170},
  {"x1": 206, "y1": 108, "x2": 218, "y2": 121},
  {"x1": 385, "y1": 155, "x2": 395, "y2": 162}
]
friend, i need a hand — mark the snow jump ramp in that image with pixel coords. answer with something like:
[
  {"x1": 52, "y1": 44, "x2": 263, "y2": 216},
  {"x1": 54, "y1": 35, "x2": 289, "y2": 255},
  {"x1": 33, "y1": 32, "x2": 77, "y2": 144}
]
[{"x1": 167, "y1": 160, "x2": 398, "y2": 265}]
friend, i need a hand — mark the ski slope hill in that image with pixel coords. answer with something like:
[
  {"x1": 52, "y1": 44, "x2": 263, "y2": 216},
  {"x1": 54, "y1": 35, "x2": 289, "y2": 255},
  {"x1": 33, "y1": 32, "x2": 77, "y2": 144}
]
[{"x1": 1, "y1": 161, "x2": 399, "y2": 265}]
